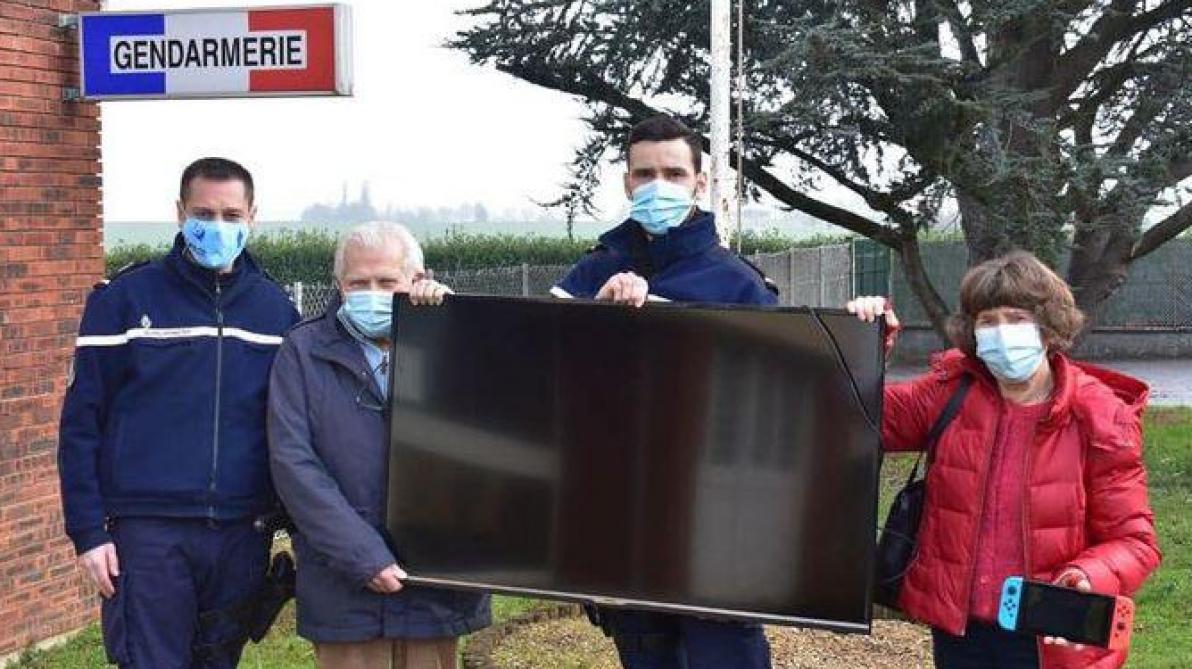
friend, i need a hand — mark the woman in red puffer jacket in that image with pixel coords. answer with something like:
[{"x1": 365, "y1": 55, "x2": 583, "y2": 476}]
[{"x1": 848, "y1": 251, "x2": 1161, "y2": 669}]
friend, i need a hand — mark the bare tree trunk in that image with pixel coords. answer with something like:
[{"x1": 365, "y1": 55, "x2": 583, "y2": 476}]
[
  {"x1": 1067, "y1": 221, "x2": 1137, "y2": 330},
  {"x1": 957, "y1": 190, "x2": 1012, "y2": 266},
  {"x1": 897, "y1": 236, "x2": 952, "y2": 347}
]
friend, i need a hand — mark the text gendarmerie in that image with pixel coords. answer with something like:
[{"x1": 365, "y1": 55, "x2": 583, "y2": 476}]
[{"x1": 111, "y1": 34, "x2": 306, "y2": 71}]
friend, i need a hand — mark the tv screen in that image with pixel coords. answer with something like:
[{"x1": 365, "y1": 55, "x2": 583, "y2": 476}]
[{"x1": 386, "y1": 295, "x2": 883, "y2": 631}]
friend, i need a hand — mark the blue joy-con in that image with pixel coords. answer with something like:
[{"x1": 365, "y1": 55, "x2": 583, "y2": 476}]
[{"x1": 998, "y1": 576, "x2": 1024, "y2": 631}]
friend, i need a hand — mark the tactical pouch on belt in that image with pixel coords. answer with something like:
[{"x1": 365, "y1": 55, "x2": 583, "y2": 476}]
[
  {"x1": 194, "y1": 551, "x2": 296, "y2": 660},
  {"x1": 247, "y1": 551, "x2": 296, "y2": 642}
]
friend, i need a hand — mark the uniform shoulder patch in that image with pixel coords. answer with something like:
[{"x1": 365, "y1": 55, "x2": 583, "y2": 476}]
[
  {"x1": 93, "y1": 259, "x2": 152, "y2": 291},
  {"x1": 104, "y1": 260, "x2": 152, "y2": 285}
]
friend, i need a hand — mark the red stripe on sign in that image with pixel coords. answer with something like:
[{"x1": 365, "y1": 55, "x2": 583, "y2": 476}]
[{"x1": 248, "y1": 8, "x2": 336, "y2": 92}]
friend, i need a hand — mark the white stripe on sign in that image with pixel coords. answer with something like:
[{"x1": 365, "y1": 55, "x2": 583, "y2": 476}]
[
  {"x1": 77, "y1": 326, "x2": 283, "y2": 348},
  {"x1": 163, "y1": 12, "x2": 250, "y2": 94}
]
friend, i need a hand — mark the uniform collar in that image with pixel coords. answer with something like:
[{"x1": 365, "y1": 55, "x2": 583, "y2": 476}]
[
  {"x1": 164, "y1": 232, "x2": 257, "y2": 299},
  {"x1": 600, "y1": 210, "x2": 721, "y2": 272}
]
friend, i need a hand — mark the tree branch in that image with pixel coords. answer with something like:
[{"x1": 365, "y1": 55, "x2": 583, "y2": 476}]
[
  {"x1": 1057, "y1": 49, "x2": 1154, "y2": 129},
  {"x1": 1132, "y1": 200, "x2": 1192, "y2": 259},
  {"x1": 1052, "y1": 0, "x2": 1192, "y2": 110},
  {"x1": 494, "y1": 62, "x2": 904, "y2": 248},
  {"x1": 1106, "y1": 97, "x2": 1166, "y2": 159},
  {"x1": 941, "y1": 0, "x2": 981, "y2": 64},
  {"x1": 752, "y1": 133, "x2": 915, "y2": 223}
]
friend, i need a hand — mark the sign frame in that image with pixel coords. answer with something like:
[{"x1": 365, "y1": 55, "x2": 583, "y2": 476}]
[{"x1": 76, "y1": 4, "x2": 353, "y2": 100}]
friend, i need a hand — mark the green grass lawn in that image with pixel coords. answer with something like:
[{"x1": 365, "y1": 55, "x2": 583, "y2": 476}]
[
  {"x1": 1129, "y1": 407, "x2": 1192, "y2": 668},
  {"x1": 12, "y1": 409, "x2": 1191, "y2": 668}
]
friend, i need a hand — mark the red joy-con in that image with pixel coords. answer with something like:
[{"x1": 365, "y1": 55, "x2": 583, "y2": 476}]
[{"x1": 1107, "y1": 596, "x2": 1135, "y2": 651}]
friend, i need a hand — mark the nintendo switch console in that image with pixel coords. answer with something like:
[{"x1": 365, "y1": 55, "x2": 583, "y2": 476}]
[{"x1": 998, "y1": 576, "x2": 1133, "y2": 650}]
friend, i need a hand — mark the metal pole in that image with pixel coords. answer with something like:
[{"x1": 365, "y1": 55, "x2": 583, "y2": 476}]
[
  {"x1": 710, "y1": 0, "x2": 736, "y2": 247},
  {"x1": 788, "y1": 248, "x2": 796, "y2": 306},
  {"x1": 818, "y1": 246, "x2": 826, "y2": 306},
  {"x1": 735, "y1": 0, "x2": 745, "y2": 253}
]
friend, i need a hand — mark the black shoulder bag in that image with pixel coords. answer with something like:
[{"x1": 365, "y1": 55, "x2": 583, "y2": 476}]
[{"x1": 874, "y1": 374, "x2": 973, "y2": 610}]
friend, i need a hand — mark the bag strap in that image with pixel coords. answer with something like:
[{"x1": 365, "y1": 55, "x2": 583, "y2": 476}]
[{"x1": 906, "y1": 374, "x2": 973, "y2": 485}]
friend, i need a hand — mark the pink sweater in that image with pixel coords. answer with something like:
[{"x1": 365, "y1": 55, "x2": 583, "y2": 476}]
[{"x1": 969, "y1": 400, "x2": 1052, "y2": 623}]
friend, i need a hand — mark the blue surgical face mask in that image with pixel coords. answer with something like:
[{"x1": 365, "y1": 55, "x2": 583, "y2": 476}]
[
  {"x1": 182, "y1": 218, "x2": 248, "y2": 270},
  {"x1": 975, "y1": 322, "x2": 1046, "y2": 382},
  {"x1": 630, "y1": 180, "x2": 696, "y2": 235},
  {"x1": 338, "y1": 290, "x2": 394, "y2": 340}
]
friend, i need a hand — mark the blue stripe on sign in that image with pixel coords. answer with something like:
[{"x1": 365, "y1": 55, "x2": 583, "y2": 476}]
[{"x1": 81, "y1": 14, "x2": 165, "y2": 96}]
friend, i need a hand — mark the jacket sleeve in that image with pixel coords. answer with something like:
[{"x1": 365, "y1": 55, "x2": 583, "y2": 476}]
[
  {"x1": 741, "y1": 279, "x2": 779, "y2": 306},
  {"x1": 58, "y1": 287, "x2": 126, "y2": 554},
  {"x1": 1064, "y1": 404, "x2": 1162, "y2": 595},
  {"x1": 553, "y1": 254, "x2": 609, "y2": 299},
  {"x1": 267, "y1": 339, "x2": 396, "y2": 587},
  {"x1": 880, "y1": 373, "x2": 947, "y2": 453}
]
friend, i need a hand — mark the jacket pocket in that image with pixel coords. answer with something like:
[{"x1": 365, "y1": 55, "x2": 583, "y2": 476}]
[{"x1": 100, "y1": 572, "x2": 131, "y2": 665}]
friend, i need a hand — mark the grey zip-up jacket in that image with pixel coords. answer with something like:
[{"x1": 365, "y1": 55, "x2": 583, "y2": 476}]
[{"x1": 267, "y1": 295, "x2": 490, "y2": 641}]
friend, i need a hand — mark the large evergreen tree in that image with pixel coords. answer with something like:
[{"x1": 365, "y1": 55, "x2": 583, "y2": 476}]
[{"x1": 452, "y1": 0, "x2": 1192, "y2": 336}]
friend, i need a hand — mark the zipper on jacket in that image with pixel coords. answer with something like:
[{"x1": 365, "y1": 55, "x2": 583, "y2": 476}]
[
  {"x1": 207, "y1": 280, "x2": 224, "y2": 520},
  {"x1": 959, "y1": 397, "x2": 1003, "y2": 635},
  {"x1": 1022, "y1": 416, "x2": 1042, "y2": 666}
]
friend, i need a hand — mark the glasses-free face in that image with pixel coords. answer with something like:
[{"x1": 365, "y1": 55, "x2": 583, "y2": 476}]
[
  {"x1": 336, "y1": 244, "x2": 422, "y2": 295},
  {"x1": 974, "y1": 306, "x2": 1038, "y2": 330},
  {"x1": 623, "y1": 138, "x2": 708, "y2": 200},
  {"x1": 176, "y1": 176, "x2": 255, "y2": 226}
]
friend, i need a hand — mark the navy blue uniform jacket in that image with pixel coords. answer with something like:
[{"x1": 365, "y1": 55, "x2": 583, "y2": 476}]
[
  {"x1": 58, "y1": 235, "x2": 299, "y2": 554},
  {"x1": 553, "y1": 211, "x2": 778, "y2": 306}
]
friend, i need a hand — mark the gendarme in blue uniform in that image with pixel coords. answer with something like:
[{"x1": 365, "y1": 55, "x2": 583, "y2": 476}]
[
  {"x1": 58, "y1": 233, "x2": 299, "y2": 667},
  {"x1": 553, "y1": 210, "x2": 777, "y2": 669},
  {"x1": 554, "y1": 210, "x2": 778, "y2": 306}
]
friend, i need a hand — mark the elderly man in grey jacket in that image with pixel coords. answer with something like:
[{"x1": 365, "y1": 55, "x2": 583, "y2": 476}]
[{"x1": 267, "y1": 221, "x2": 490, "y2": 669}]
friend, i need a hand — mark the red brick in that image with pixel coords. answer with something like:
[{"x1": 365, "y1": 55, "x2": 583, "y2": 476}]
[
  {"x1": 0, "y1": 126, "x2": 95, "y2": 146},
  {"x1": 0, "y1": 109, "x2": 99, "y2": 131},
  {"x1": 1, "y1": 0, "x2": 102, "y2": 655},
  {"x1": 0, "y1": 48, "x2": 75, "y2": 74},
  {"x1": 0, "y1": 140, "x2": 100, "y2": 161},
  {"x1": 0, "y1": 35, "x2": 69, "y2": 59},
  {"x1": 0, "y1": 17, "x2": 64, "y2": 40},
  {"x1": 0, "y1": 63, "x2": 67, "y2": 85},
  {"x1": 0, "y1": 157, "x2": 100, "y2": 174}
]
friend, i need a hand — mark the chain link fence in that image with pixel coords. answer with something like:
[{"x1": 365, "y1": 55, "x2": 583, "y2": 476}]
[
  {"x1": 286, "y1": 239, "x2": 1192, "y2": 333},
  {"x1": 890, "y1": 240, "x2": 1192, "y2": 330},
  {"x1": 287, "y1": 249, "x2": 857, "y2": 319}
]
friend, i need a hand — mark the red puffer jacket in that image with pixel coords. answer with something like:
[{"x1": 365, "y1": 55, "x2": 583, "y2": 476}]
[{"x1": 883, "y1": 349, "x2": 1161, "y2": 669}]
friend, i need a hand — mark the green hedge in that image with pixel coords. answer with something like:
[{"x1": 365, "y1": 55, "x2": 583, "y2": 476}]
[{"x1": 105, "y1": 228, "x2": 841, "y2": 285}]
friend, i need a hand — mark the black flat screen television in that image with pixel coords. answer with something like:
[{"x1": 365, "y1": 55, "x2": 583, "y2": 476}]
[{"x1": 386, "y1": 295, "x2": 884, "y2": 632}]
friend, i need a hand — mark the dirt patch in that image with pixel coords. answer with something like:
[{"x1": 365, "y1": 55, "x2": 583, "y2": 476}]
[
  {"x1": 489, "y1": 617, "x2": 620, "y2": 669},
  {"x1": 472, "y1": 610, "x2": 933, "y2": 668},
  {"x1": 766, "y1": 620, "x2": 932, "y2": 667}
]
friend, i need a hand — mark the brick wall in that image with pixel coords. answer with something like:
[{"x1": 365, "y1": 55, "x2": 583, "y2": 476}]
[{"x1": 0, "y1": 0, "x2": 103, "y2": 658}]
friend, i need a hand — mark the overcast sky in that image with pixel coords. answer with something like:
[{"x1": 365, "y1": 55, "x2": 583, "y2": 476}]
[{"x1": 100, "y1": 0, "x2": 638, "y2": 222}]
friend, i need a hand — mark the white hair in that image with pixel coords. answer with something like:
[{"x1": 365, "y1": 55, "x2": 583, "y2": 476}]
[{"x1": 333, "y1": 221, "x2": 425, "y2": 281}]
